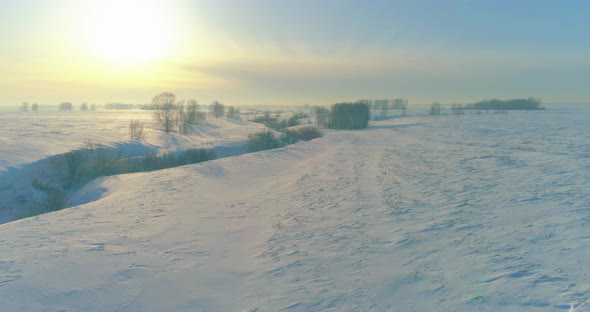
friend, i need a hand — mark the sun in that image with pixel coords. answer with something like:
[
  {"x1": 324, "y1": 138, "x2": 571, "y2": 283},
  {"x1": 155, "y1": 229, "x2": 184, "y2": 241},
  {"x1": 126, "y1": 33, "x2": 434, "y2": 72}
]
[{"x1": 83, "y1": 1, "x2": 176, "y2": 65}]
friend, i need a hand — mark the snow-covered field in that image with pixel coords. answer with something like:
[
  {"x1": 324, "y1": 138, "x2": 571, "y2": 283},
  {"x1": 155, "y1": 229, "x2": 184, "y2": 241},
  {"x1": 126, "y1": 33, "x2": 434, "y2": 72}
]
[{"x1": 1, "y1": 107, "x2": 589, "y2": 311}]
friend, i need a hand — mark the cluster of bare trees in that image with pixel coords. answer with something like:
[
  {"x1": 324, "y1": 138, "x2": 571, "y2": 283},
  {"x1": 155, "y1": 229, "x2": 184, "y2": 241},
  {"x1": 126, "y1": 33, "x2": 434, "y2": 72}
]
[
  {"x1": 152, "y1": 92, "x2": 207, "y2": 133},
  {"x1": 20, "y1": 102, "x2": 36, "y2": 111},
  {"x1": 19, "y1": 102, "x2": 40, "y2": 111},
  {"x1": 20, "y1": 102, "x2": 97, "y2": 112},
  {"x1": 151, "y1": 92, "x2": 239, "y2": 134}
]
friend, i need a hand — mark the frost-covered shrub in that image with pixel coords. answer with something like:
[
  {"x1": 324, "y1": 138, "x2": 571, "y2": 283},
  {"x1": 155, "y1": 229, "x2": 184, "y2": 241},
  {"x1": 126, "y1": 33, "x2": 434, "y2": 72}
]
[
  {"x1": 26, "y1": 145, "x2": 217, "y2": 220},
  {"x1": 177, "y1": 149, "x2": 217, "y2": 166},
  {"x1": 226, "y1": 106, "x2": 241, "y2": 119},
  {"x1": 282, "y1": 126, "x2": 322, "y2": 145},
  {"x1": 131, "y1": 149, "x2": 217, "y2": 172},
  {"x1": 250, "y1": 112, "x2": 286, "y2": 131},
  {"x1": 46, "y1": 145, "x2": 216, "y2": 190},
  {"x1": 63, "y1": 149, "x2": 87, "y2": 186},
  {"x1": 129, "y1": 120, "x2": 146, "y2": 141},
  {"x1": 247, "y1": 131, "x2": 283, "y2": 152}
]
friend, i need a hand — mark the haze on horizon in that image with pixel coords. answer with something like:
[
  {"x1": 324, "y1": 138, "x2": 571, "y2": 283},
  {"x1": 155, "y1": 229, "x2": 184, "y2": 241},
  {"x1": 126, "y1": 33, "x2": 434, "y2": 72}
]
[{"x1": 1, "y1": 0, "x2": 589, "y2": 106}]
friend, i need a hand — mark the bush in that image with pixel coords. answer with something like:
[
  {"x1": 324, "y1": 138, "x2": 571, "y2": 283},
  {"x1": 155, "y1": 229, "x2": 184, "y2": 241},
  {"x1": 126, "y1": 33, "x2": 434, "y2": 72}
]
[
  {"x1": 283, "y1": 126, "x2": 322, "y2": 143},
  {"x1": 129, "y1": 120, "x2": 146, "y2": 141},
  {"x1": 63, "y1": 149, "x2": 87, "y2": 186},
  {"x1": 247, "y1": 131, "x2": 283, "y2": 152},
  {"x1": 287, "y1": 112, "x2": 309, "y2": 127},
  {"x1": 129, "y1": 149, "x2": 217, "y2": 172},
  {"x1": 25, "y1": 145, "x2": 218, "y2": 221},
  {"x1": 247, "y1": 127, "x2": 322, "y2": 153},
  {"x1": 250, "y1": 112, "x2": 288, "y2": 131},
  {"x1": 226, "y1": 106, "x2": 241, "y2": 119},
  {"x1": 177, "y1": 149, "x2": 217, "y2": 166}
]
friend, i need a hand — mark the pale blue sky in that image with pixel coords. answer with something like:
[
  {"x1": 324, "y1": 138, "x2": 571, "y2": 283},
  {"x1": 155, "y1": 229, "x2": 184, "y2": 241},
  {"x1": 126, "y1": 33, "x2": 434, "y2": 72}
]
[{"x1": 1, "y1": 0, "x2": 589, "y2": 105}]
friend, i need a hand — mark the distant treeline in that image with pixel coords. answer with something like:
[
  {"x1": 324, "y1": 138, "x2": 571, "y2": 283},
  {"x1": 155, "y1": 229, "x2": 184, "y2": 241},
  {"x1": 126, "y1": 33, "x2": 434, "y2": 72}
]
[{"x1": 463, "y1": 98, "x2": 544, "y2": 110}]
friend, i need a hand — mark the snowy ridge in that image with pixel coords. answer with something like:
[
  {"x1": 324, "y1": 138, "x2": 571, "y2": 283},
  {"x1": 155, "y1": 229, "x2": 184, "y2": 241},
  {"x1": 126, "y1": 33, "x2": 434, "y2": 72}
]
[{"x1": 1, "y1": 108, "x2": 590, "y2": 311}]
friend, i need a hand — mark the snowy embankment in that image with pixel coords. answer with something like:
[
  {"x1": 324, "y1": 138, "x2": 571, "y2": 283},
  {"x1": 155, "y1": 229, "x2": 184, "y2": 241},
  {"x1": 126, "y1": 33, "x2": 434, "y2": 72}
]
[
  {"x1": 0, "y1": 110, "x2": 265, "y2": 223},
  {"x1": 1, "y1": 108, "x2": 590, "y2": 311}
]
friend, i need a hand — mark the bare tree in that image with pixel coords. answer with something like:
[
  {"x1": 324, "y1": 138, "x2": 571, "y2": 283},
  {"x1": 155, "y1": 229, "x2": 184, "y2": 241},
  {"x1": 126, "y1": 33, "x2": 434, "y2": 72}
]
[
  {"x1": 186, "y1": 98, "x2": 199, "y2": 124},
  {"x1": 211, "y1": 101, "x2": 225, "y2": 118},
  {"x1": 176, "y1": 99, "x2": 190, "y2": 134},
  {"x1": 20, "y1": 102, "x2": 29, "y2": 111},
  {"x1": 393, "y1": 98, "x2": 408, "y2": 116},
  {"x1": 226, "y1": 106, "x2": 240, "y2": 119},
  {"x1": 152, "y1": 92, "x2": 177, "y2": 133},
  {"x1": 129, "y1": 120, "x2": 146, "y2": 141},
  {"x1": 429, "y1": 102, "x2": 441, "y2": 115}
]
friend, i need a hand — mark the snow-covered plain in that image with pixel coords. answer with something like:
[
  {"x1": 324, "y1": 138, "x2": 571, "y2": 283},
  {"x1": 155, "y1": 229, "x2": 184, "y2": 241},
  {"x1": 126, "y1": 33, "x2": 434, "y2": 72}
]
[{"x1": 1, "y1": 107, "x2": 590, "y2": 311}]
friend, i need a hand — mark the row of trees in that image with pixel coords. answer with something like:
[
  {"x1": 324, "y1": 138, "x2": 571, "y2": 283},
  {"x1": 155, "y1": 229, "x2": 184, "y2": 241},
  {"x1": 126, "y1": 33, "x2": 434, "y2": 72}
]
[
  {"x1": 246, "y1": 127, "x2": 323, "y2": 152},
  {"x1": 20, "y1": 102, "x2": 38, "y2": 111},
  {"x1": 429, "y1": 98, "x2": 544, "y2": 115},
  {"x1": 360, "y1": 98, "x2": 408, "y2": 118},
  {"x1": 464, "y1": 98, "x2": 543, "y2": 110},
  {"x1": 20, "y1": 102, "x2": 97, "y2": 111}
]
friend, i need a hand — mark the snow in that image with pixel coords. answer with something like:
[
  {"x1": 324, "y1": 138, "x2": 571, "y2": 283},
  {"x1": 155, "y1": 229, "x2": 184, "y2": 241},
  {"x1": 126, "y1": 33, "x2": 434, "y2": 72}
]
[
  {"x1": 0, "y1": 110, "x2": 265, "y2": 223},
  {"x1": 0, "y1": 110, "x2": 265, "y2": 173},
  {"x1": 1, "y1": 107, "x2": 590, "y2": 311}
]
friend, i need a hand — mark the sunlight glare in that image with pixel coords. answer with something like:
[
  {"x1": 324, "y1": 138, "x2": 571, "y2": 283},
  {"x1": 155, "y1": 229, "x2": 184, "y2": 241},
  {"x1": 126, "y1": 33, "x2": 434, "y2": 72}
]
[{"x1": 83, "y1": 0, "x2": 177, "y2": 65}]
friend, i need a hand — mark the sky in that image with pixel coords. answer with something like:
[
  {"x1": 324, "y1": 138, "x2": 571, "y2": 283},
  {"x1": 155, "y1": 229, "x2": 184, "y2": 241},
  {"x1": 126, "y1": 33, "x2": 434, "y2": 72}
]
[{"x1": 1, "y1": 0, "x2": 589, "y2": 106}]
